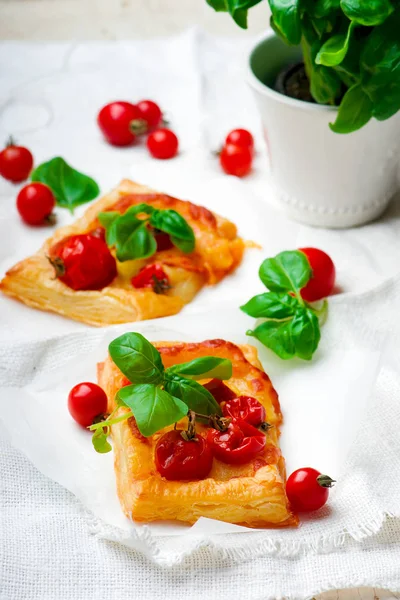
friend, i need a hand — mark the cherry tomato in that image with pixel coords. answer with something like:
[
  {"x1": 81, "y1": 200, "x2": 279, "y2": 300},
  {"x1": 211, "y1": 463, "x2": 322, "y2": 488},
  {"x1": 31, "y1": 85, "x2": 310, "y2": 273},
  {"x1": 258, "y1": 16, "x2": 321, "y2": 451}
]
[
  {"x1": 155, "y1": 429, "x2": 213, "y2": 481},
  {"x1": 137, "y1": 100, "x2": 163, "y2": 130},
  {"x1": 68, "y1": 382, "x2": 108, "y2": 428},
  {"x1": 16, "y1": 183, "x2": 55, "y2": 226},
  {"x1": 219, "y1": 144, "x2": 252, "y2": 177},
  {"x1": 0, "y1": 142, "x2": 34, "y2": 183},
  {"x1": 203, "y1": 379, "x2": 236, "y2": 404},
  {"x1": 131, "y1": 263, "x2": 170, "y2": 293},
  {"x1": 222, "y1": 396, "x2": 266, "y2": 427},
  {"x1": 286, "y1": 467, "x2": 335, "y2": 512},
  {"x1": 299, "y1": 247, "x2": 336, "y2": 302},
  {"x1": 207, "y1": 419, "x2": 266, "y2": 465},
  {"x1": 49, "y1": 234, "x2": 117, "y2": 291},
  {"x1": 147, "y1": 128, "x2": 178, "y2": 159},
  {"x1": 225, "y1": 129, "x2": 254, "y2": 152},
  {"x1": 97, "y1": 101, "x2": 146, "y2": 146},
  {"x1": 155, "y1": 231, "x2": 173, "y2": 252}
]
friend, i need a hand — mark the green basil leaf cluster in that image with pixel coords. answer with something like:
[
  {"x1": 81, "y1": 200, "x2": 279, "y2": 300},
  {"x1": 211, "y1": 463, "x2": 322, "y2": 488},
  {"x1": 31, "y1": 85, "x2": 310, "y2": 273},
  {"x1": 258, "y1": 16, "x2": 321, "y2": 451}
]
[
  {"x1": 241, "y1": 250, "x2": 325, "y2": 360},
  {"x1": 31, "y1": 157, "x2": 100, "y2": 212},
  {"x1": 96, "y1": 332, "x2": 231, "y2": 443},
  {"x1": 98, "y1": 204, "x2": 195, "y2": 262},
  {"x1": 205, "y1": 0, "x2": 400, "y2": 133}
]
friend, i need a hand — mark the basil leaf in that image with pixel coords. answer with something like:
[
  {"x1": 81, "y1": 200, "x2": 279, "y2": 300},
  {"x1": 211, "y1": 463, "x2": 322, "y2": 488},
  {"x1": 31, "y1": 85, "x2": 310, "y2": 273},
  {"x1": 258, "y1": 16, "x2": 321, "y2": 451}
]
[
  {"x1": 310, "y1": 62, "x2": 342, "y2": 104},
  {"x1": 259, "y1": 250, "x2": 311, "y2": 294},
  {"x1": 316, "y1": 20, "x2": 355, "y2": 67},
  {"x1": 269, "y1": 0, "x2": 301, "y2": 45},
  {"x1": 329, "y1": 83, "x2": 373, "y2": 133},
  {"x1": 312, "y1": 0, "x2": 340, "y2": 18},
  {"x1": 117, "y1": 384, "x2": 188, "y2": 437},
  {"x1": 92, "y1": 428, "x2": 112, "y2": 453},
  {"x1": 98, "y1": 211, "x2": 120, "y2": 246},
  {"x1": 164, "y1": 374, "x2": 222, "y2": 416},
  {"x1": 290, "y1": 308, "x2": 321, "y2": 360},
  {"x1": 341, "y1": 0, "x2": 394, "y2": 26},
  {"x1": 167, "y1": 357, "x2": 232, "y2": 380},
  {"x1": 206, "y1": 0, "x2": 227, "y2": 10},
  {"x1": 117, "y1": 222, "x2": 157, "y2": 262},
  {"x1": 31, "y1": 157, "x2": 99, "y2": 212},
  {"x1": 247, "y1": 320, "x2": 295, "y2": 360},
  {"x1": 109, "y1": 332, "x2": 164, "y2": 384},
  {"x1": 150, "y1": 209, "x2": 195, "y2": 254},
  {"x1": 241, "y1": 292, "x2": 298, "y2": 319}
]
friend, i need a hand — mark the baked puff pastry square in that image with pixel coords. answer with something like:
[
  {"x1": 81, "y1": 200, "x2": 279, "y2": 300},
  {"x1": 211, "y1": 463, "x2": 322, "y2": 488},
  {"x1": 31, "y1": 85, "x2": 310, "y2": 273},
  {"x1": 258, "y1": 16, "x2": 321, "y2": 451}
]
[
  {"x1": 0, "y1": 180, "x2": 244, "y2": 326},
  {"x1": 98, "y1": 338, "x2": 298, "y2": 528}
]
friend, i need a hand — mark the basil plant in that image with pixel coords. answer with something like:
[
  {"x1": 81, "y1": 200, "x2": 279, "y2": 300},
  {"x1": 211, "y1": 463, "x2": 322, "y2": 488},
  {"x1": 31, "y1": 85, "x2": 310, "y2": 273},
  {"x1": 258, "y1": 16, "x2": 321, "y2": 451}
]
[{"x1": 206, "y1": 0, "x2": 400, "y2": 134}]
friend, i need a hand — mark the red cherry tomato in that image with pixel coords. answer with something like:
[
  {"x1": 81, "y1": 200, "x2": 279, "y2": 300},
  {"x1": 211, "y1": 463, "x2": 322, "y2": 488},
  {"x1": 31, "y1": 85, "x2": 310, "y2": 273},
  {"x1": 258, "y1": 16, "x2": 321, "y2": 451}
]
[
  {"x1": 0, "y1": 143, "x2": 34, "y2": 183},
  {"x1": 219, "y1": 144, "x2": 252, "y2": 177},
  {"x1": 147, "y1": 128, "x2": 178, "y2": 159},
  {"x1": 137, "y1": 100, "x2": 163, "y2": 130},
  {"x1": 49, "y1": 234, "x2": 117, "y2": 291},
  {"x1": 299, "y1": 247, "x2": 336, "y2": 302},
  {"x1": 225, "y1": 129, "x2": 254, "y2": 151},
  {"x1": 222, "y1": 396, "x2": 266, "y2": 427},
  {"x1": 155, "y1": 231, "x2": 173, "y2": 252},
  {"x1": 131, "y1": 263, "x2": 170, "y2": 293},
  {"x1": 207, "y1": 419, "x2": 266, "y2": 465},
  {"x1": 68, "y1": 382, "x2": 108, "y2": 428},
  {"x1": 16, "y1": 183, "x2": 55, "y2": 226},
  {"x1": 203, "y1": 379, "x2": 236, "y2": 404},
  {"x1": 97, "y1": 101, "x2": 146, "y2": 146},
  {"x1": 155, "y1": 430, "x2": 213, "y2": 481},
  {"x1": 286, "y1": 467, "x2": 335, "y2": 512}
]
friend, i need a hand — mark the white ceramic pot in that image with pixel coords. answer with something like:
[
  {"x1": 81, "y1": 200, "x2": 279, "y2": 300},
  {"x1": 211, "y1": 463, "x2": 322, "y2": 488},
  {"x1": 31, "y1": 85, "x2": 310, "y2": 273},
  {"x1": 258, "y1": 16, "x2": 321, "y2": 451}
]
[{"x1": 248, "y1": 32, "x2": 400, "y2": 228}]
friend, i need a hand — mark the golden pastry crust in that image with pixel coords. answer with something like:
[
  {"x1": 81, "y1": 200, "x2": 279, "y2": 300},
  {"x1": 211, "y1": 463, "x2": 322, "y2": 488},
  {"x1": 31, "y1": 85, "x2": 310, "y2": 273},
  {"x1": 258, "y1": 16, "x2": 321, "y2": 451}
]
[
  {"x1": 98, "y1": 339, "x2": 298, "y2": 528},
  {"x1": 0, "y1": 180, "x2": 244, "y2": 326}
]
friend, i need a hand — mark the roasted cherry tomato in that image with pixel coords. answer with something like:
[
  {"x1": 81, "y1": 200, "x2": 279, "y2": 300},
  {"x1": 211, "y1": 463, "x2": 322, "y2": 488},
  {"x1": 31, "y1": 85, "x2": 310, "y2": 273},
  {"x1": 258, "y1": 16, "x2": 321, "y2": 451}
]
[
  {"x1": 300, "y1": 247, "x2": 336, "y2": 302},
  {"x1": 207, "y1": 419, "x2": 266, "y2": 465},
  {"x1": 222, "y1": 396, "x2": 266, "y2": 427},
  {"x1": 225, "y1": 129, "x2": 254, "y2": 152},
  {"x1": 49, "y1": 234, "x2": 117, "y2": 291},
  {"x1": 16, "y1": 182, "x2": 55, "y2": 226},
  {"x1": 155, "y1": 231, "x2": 173, "y2": 252},
  {"x1": 203, "y1": 379, "x2": 236, "y2": 404},
  {"x1": 97, "y1": 101, "x2": 146, "y2": 146},
  {"x1": 68, "y1": 382, "x2": 108, "y2": 428},
  {"x1": 137, "y1": 100, "x2": 163, "y2": 130},
  {"x1": 286, "y1": 467, "x2": 335, "y2": 512},
  {"x1": 219, "y1": 143, "x2": 252, "y2": 177},
  {"x1": 147, "y1": 128, "x2": 178, "y2": 159},
  {"x1": 131, "y1": 263, "x2": 170, "y2": 293},
  {"x1": 155, "y1": 429, "x2": 213, "y2": 481},
  {"x1": 0, "y1": 142, "x2": 34, "y2": 183}
]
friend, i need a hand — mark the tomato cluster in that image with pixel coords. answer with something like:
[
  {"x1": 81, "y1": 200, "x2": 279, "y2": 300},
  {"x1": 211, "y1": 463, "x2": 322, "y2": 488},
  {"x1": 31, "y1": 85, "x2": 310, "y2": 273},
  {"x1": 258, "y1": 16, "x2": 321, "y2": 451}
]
[
  {"x1": 97, "y1": 99, "x2": 179, "y2": 159},
  {"x1": 219, "y1": 128, "x2": 254, "y2": 178}
]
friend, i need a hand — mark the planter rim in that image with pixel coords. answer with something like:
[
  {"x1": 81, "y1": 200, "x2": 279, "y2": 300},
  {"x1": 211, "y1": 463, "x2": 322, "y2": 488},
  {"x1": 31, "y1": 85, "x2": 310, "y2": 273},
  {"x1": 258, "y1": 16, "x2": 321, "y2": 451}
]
[{"x1": 247, "y1": 30, "x2": 338, "y2": 114}]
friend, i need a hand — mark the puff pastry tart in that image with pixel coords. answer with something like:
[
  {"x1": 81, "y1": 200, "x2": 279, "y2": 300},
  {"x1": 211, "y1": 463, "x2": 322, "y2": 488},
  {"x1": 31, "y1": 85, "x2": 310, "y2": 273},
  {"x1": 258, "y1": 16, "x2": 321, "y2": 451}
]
[
  {"x1": 97, "y1": 337, "x2": 298, "y2": 528},
  {"x1": 0, "y1": 180, "x2": 244, "y2": 326}
]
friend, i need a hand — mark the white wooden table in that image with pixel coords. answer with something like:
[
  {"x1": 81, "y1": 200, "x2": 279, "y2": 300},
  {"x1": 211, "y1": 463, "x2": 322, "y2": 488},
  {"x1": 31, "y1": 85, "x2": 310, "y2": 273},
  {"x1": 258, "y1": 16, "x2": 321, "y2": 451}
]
[{"x1": 0, "y1": 2, "x2": 399, "y2": 599}]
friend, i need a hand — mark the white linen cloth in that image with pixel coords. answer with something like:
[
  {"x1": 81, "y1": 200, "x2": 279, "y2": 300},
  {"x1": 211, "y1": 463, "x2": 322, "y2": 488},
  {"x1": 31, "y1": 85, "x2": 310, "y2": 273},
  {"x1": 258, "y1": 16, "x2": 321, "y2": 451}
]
[{"x1": 1, "y1": 29, "x2": 400, "y2": 599}]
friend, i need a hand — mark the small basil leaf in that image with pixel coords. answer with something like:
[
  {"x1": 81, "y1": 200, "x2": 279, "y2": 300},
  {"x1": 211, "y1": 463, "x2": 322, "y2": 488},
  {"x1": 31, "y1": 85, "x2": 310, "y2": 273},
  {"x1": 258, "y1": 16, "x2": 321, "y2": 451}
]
[
  {"x1": 31, "y1": 157, "x2": 99, "y2": 212},
  {"x1": 92, "y1": 427, "x2": 112, "y2": 454},
  {"x1": 206, "y1": 0, "x2": 227, "y2": 10},
  {"x1": 109, "y1": 332, "x2": 164, "y2": 384},
  {"x1": 117, "y1": 384, "x2": 188, "y2": 437},
  {"x1": 167, "y1": 357, "x2": 232, "y2": 380},
  {"x1": 341, "y1": 0, "x2": 394, "y2": 26},
  {"x1": 268, "y1": 0, "x2": 301, "y2": 45},
  {"x1": 311, "y1": 0, "x2": 340, "y2": 18},
  {"x1": 116, "y1": 222, "x2": 157, "y2": 262},
  {"x1": 316, "y1": 20, "x2": 355, "y2": 67},
  {"x1": 259, "y1": 250, "x2": 311, "y2": 294},
  {"x1": 290, "y1": 308, "x2": 321, "y2": 360},
  {"x1": 247, "y1": 320, "x2": 295, "y2": 360},
  {"x1": 164, "y1": 374, "x2": 222, "y2": 416},
  {"x1": 329, "y1": 83, "x2": 373, "y2": 133},
  {"x1": 150, "y1": 209, "x2": 195, "y2": 254},
  {"x1": 310, "y1": 62, "x2": 342, "y2": 104},
  {"x1": 98, "y1": 211, "x2": 120, "y2": 246},
  {"x1": 241, "y1": 292, "x2": 298, "y2": 319}
]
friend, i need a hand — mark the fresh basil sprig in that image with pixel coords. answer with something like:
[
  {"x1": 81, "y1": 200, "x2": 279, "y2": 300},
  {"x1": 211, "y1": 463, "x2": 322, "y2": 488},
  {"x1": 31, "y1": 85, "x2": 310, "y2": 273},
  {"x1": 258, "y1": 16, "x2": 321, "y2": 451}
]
[
  {"x1": 31, "y1": 157, "x2": 99, "y2": 212},
  {"x1": 98, "y1": 204, "x2": 195, "y2": 262},
  {"x1": 241, "y1": 250, "x2": 326, "y2": 361},
  {"x1": 90, "y1": 333, "x2": 232, "y2": 449}
]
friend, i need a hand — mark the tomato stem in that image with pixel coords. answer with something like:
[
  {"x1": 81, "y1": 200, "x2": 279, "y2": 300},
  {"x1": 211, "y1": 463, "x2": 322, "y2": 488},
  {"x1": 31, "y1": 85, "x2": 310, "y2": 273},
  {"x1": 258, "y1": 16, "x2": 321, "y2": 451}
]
[{"x1": 316, "y1": 474, "x2": 335, "y2": 488}]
